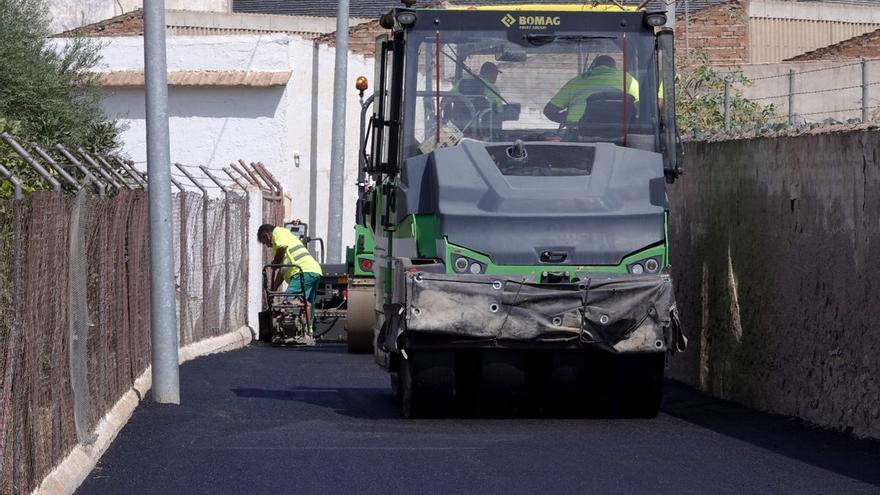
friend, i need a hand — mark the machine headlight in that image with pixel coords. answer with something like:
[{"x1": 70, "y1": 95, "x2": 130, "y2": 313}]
[
  {"x1": 627, "y1": 256, "x2": 662, "y2": 274},
  {"x1": 396, "y1": 11, "x2": 417, "y2": 25},
  {"x1": 452, "y1": 255, "x2": 486, "y2": 274},
  {"x1": 644, "y1": 12, "x2": 667, "y2": 27}
]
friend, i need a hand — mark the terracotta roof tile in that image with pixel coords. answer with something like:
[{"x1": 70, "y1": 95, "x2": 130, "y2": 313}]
[{"x1": 96, "y1": 70, "x2": 292, "y2": 87}]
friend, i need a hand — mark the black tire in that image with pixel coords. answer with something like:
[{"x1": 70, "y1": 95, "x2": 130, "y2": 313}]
[
  {"x1": 539, "y1": 351, "x2": 594, "y2": 418},
  {"x1": 399, "y1": 351, "x2": 455, "y2": 419},
  {"x1": 611, "y1": 353, "x2": 666, "y2": 418},
  {"x1": 476, "y1": 351, "x2": 528, "y2": 417}
]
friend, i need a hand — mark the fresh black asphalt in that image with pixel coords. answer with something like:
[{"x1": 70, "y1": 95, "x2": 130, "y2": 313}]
[{"x1": 76, "y1": 344, "x2": 880, "y2": 495}]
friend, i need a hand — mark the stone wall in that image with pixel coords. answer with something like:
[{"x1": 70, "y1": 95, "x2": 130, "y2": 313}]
[{"x1": 667, "y1": 128, "x2": 880, "y2": 438}]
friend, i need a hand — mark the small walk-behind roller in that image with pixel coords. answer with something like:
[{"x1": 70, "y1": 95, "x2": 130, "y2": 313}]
[{"x1": 258, "y1": 264, "x2": 314, "y2": 347}]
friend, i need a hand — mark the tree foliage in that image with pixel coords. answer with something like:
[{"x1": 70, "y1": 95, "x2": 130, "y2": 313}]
[
  {"x1": 675, "y1": 51, "x2": 780, "y2": 136},
  {"x1": 0, "y1": 0, "x2": 120, "y2": 195}
]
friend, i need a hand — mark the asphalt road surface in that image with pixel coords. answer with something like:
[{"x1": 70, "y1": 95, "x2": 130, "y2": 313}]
[{"x1": 77, "y1": 344, "x2": 880, "y2": 495}]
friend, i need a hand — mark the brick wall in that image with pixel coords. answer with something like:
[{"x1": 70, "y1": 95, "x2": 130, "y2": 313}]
[
  {"x1": 676, "y1": 1, "x2": 748, "y2": 66},
  {"x1": 786, "y1": 28, "x2": 880, "y2": 61},
  {"x1": 315, "y1": 20, "x2": 382, "y2": 56}
]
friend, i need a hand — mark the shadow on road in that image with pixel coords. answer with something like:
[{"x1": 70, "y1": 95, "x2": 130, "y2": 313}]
[
  {"x1": 662, "y1": 380, "x2": 880, "y2": 487},
  {"x1": 231, "y1": 386, "x2": 401, "y2": 419}
]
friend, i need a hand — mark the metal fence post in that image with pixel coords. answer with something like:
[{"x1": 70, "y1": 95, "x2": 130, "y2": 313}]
[
  {"x1": 112, "y1": 156, "x2": 147, "y2": 188},
  {"x1": 0, "y1": 164, "x2": 23, "y2": 200},
  {"x1": 1, "y1": 133, "x2": 62, "y2": 192},
  {"x1": 178, "y1": 189, "x2": 188, "y2": 343},
  {"x1": 31, "y1": 145, "x2": 82, "y2": 190},
  {"x1": 723, "y1": 78, "x2": 731, "y2": 131},
  {"x1": 255, "y1": 163, "x2": 283, "y2": 196},
  {"x1": 74, "y1": 149, "x2": 122, "y2": 191},
  {"x1": 862, "y1": 58, "x2": 869, "y2": 123},
  {"x1": 80, "y1": 150, "x2": 132, "y2": 191},
  {"x1": 230, "y1": 162, "x2": 258, "y2": 187},
  {"x1": 56, "y1": 144, "x2": 106, "y2": 196},
  {"x1": 175, "y1": 164, "x2": 209, "y2": 341},
  {"x1": 200, "y1": 166, "x2": 232, "y2": 334},
  {"x1": 203, "y1": 167, "x2": 232, "y2": 335},
  {"x1": 224, "y1": 167, "x2": 249, "y2": 192},
  {"x1": 238, "y1": 159, "x2": 265, "y2": 188},
  {"x1": 97, "y1": 155, "x2": 136, "y2": 189},
  {"x1": 788, "y1": 69, "x2": 795, "y2": 126}
]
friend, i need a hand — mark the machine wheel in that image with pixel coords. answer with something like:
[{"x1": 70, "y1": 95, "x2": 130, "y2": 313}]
[
  {"x1": 346, "y1": 283, "x2": 375, "y2": 353},
  {"x1": 476, "y1": 351, "x2": 528, "y2": 417},
  {"x1": 399, "y1": 351, "x2": 455, "y2": 419},
  {"x1": 610, "y1": 353, "x2": 666, "y2": 418},
  {"x1": 539, "y1": 351, "x2": 594, "y2": 417}
]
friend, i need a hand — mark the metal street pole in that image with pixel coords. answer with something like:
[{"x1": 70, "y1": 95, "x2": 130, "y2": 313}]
[
  {"x1": 144, "y1": 0, "x2": 180, "y2": 404},
  {"x1": 723, "y1": 78, "x2": 731, "y2": 131},
  {"x1": 665, "y1": 0, "x2": 676, "y2": 30},
  {"x1": 326, "y1": 0, "x2": 350, "y2": 264},
  {"x1": 862, "y1": 58, "x2": 869, "y2": 123}
]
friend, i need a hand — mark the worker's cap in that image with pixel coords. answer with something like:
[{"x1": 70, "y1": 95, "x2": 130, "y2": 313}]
[{"x1": 479, "y1": 62, "x2": 502, "y2": 75}]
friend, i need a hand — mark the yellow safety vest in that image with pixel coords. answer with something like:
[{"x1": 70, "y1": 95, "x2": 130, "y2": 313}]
[{"x1": 271, "y1": 227, "x2": 323, "y2": 280}]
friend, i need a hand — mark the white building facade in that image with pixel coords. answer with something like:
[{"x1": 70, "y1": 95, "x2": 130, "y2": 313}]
[{"x1": 65, "y1": 33, "x2": 375, "y2": 259}]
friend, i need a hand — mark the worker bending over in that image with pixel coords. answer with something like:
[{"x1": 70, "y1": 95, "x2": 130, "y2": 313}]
[{"x1": 257, "y1": 223, "x2": 323, "y2": 333}]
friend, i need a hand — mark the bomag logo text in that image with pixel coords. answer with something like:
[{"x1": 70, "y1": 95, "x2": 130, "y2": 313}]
[
  {"x1": 519, "y1": 16, "x2": 561, "y2": 26},
  {"x1": 502, "y1": 14, "x2": 561, "y2": 30}
]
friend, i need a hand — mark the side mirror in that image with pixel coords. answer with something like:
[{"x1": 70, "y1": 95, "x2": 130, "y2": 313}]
[{"x1": 657, "y1": 28, "x2": 683, "y2": 183}]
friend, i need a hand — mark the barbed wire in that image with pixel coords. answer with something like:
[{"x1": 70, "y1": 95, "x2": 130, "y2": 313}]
[
  {"x1": 751, "y1": 84, "x2": 865, "y2": 101},
  {"x1": 748, "y1": 61, "x2": 865, "y2": 81},
  {"x1": 798, "y1": 105, "x2": 880, "y2": 117}
]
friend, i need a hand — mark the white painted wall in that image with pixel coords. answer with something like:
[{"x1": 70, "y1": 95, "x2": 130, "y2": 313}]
[
  {"x1": 49, "y1": 0, "x2": 229, "y2": 33},
  {"x1": 81, "y1": 34, "x2": 374, "y2": 260}
]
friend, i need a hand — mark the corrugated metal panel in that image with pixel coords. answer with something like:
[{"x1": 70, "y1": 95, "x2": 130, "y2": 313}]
[{"x1": 750, "y1": 17, "x2": 880, "y2": 63}]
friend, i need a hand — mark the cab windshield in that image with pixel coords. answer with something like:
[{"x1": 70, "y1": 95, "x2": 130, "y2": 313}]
[{"x1": 402, "y1": 29, "x2": 659, "y2": 158}]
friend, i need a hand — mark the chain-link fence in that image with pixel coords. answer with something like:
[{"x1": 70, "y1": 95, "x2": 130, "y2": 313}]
[{"x1": 0, "y1": 135, "x2": 277, "y2": 494}]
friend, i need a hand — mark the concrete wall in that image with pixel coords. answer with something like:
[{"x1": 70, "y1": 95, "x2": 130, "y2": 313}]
[
  {"x1": 87, "y1": 34, "x2": 374, "y2": 258},
  {"x1": 667, "y1": 128, "x2": 880, "y2": 438}
]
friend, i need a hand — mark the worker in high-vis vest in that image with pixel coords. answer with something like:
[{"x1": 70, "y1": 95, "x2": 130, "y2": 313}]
[
  {"x1": 257, "y1": 223, "x2": 323, "y2": 332},
  {"x1": 543, "y1": 55, "x2": 640, "y2": 125}
]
